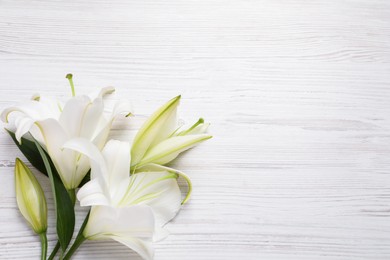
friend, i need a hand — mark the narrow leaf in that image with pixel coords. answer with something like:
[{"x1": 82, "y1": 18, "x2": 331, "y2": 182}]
[{"x1": 35, "y1": 141, "x2": 75, "y2": 253}]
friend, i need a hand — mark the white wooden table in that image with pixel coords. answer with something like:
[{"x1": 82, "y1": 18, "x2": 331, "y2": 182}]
[{"x1": 1, "y1": 0, "x2": 390, "y2": 259}]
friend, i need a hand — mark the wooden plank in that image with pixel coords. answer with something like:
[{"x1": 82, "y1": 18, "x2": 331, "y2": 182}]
[{"x1": 0, "y1": 0, "x2": 390, "y2": 259}]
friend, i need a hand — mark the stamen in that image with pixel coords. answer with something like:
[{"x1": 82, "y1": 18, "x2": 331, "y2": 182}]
[
  {"x1": 65, "y1": 74, "x2": 76, "y2": 97},
  {"x1": 178, "y1": 118, "x2": 204, "y2": 136}
]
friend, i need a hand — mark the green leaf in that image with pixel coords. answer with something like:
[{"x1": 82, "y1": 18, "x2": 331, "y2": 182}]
[
  {"x1": 35, "y1": 141, "x2": 75, "y2": 253},
  {"x1": 6, "y1": 129, "x2": 47, "y2": 176}
]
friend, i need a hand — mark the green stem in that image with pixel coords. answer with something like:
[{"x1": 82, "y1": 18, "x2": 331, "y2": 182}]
[
  {"x1": 39, "y1": 232, "x2": 48, "y2": 260},
  {"x1": 62, "y1": 211, "x2": 90, "y2": 260},
  {"x1": 48, "y1": 241, "x2": 60, "y2": 260},
  {"x1": 62, "y1": 236, "x2": 86, "y2": 260}
]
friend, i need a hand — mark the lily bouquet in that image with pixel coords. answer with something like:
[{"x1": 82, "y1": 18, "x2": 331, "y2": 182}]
[{"x1": 2, "y1": 74, "x2": 211, "y2": 260}]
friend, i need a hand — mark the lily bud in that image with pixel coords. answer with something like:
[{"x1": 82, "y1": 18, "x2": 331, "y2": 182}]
[
  {"x1": 131, "y1": 95, "x2": 181, "y2": 167},
  {"x1": 15, "y1": 158, "x2": 47, "y2": 234},
  {"x1": 131, "y1": 96, "x2": 212, "y2": 169}
]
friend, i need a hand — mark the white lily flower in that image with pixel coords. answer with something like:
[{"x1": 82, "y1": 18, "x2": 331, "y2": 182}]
[
  {"x1": 1, "y1": 94, "x2": 61, "y2": 144},
  {"x1": 63, "y1": 138, "x2": 182, "y2": 259},
  {"x1": 131, "y1": 95, "x2": 212, "y2": 169},
  {"x1": 2, "y1": 87, "x2": 132, "y2": 190}
]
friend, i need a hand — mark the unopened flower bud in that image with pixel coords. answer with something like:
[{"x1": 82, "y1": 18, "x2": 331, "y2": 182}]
[{"x1": 15, "y1": 158, "x2": 47, "y2": 234}]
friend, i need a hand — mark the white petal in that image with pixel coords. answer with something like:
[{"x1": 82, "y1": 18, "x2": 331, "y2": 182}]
[
  {"x1": 62, "y1": 137, "x2": 107, "y2": 180},
  {"x1": 145, "y1": 178, "x2": 181, "y2": 227},
  {"x1": 77, "y1": 179, "x2": 110, "y2": 206},
  {"x1": 120, "y1": 171, "x2": 181, "y2": 227},
  {"x1": 138, "y1": 134, "x2": 212, "y2": 167},
  {"x1": 84, "y1": 205, "x2": 154, "y2": 242},
  {"x1": 92, "y1": 99, "x2": 133, "y2": 149},
  {"x1": 153, "y1": 227, "x2": 170, "y2": 242},
  {"x1": 101, "y1": 140, "x2": 131, "y2": 203},
  {"x1": 111, "y1": 236, "x2": 154, "y2": 260},
  {"x1": 131, "y1": 96, "x2": 180, "y2": 167},
  {"x1": 64, "y1": 139, "x2": 131, "y2": 203},
  {"x1": 29, "y1": 124, "x2": 46, "y2": 146},
  {"x1": 59, "y1": 96, "x2": 90, "y2": 138},
  {"x1": 91, "y1": 87, "x2": 132, "y2": 121},
  {"x1": 1, "y1": 101, "x2": 48, "y2": 123},
  {"x1": 88, "y1": 87, "x2": 116, "y2": 100},
  {"x1": 14, "y1": 117, "x2": 35, "y2": 143},
  {"x1": 74, "y1": 155, "x2": 91, "y2": 187},
  {"x1": 136, "y1": 163, "x2": 192, "y2": 204},
  {"x1": 79, "y1": 98, "x2": 105, "y2": 139},
  {"x1": 92, "y1": 122, "x2": 111, "y2": 149},
  {"x1": 36, "y1": 95, "x2": 62, "y2": 117},
  {"x1": 111, "y1": 99, "x2": 133, "y2": 117},
  {"x1": 35, "y1": 119, "x2": 79, "y2": 189},
  {"x1": 2, "y1": 98, "x2": 60, "y2": 143}
]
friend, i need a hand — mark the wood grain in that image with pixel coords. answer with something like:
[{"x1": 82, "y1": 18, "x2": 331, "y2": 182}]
[{"x1": 1, "y1": 0, "x2": 390, "y2": 259}]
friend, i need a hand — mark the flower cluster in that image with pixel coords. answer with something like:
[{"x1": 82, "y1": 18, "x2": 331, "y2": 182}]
[{"x1": 2, "y1": 74, "x2": 211, "y2": 260}]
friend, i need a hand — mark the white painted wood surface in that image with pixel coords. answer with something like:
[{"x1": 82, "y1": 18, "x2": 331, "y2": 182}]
[{"x1": 1, "y1": 0, "x2": 390, "y2": 259}]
